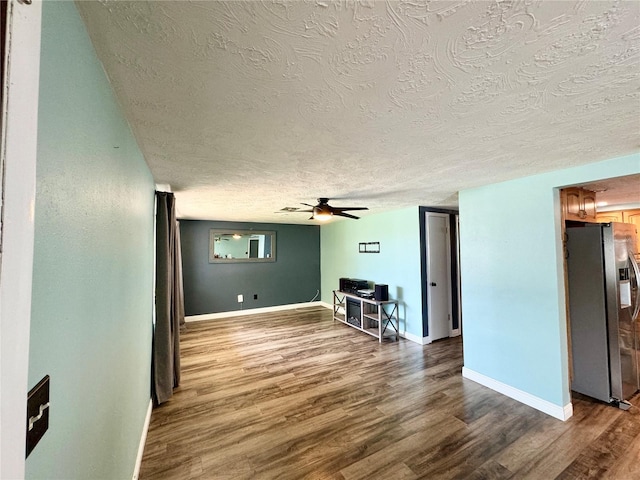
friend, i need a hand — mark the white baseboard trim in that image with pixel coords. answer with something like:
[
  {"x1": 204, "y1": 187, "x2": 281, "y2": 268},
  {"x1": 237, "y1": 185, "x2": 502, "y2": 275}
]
[
  {"x1": 398, "y1": 330, "x2": 429, "y2": 345},
  {"x1": 132, "y1": 399, "x2": 153, "y2": 480},
  {"x1": 224, "y1": 301, "x2": 432, "y2": 347},
  {"x1": 450, "y1": 328, "x2": 461, "y2": 337},
  {"x1": 185, "y1": 301, "x2": 325, "y2": 322},
  {"x1": 462, "y1": 367, "x2": 573, "y2": 421}
]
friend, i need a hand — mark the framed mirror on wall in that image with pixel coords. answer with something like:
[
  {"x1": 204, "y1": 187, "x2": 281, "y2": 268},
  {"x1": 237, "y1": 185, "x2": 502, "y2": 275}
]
[{"x1": 209, "y1": 230, "x2": 276, "y2": 263}]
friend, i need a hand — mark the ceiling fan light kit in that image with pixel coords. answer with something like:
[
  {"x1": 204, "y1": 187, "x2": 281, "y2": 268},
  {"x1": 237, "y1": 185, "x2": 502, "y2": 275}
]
[{"x1": 313, "y1": 212, "x2": 333, "y2": 221}]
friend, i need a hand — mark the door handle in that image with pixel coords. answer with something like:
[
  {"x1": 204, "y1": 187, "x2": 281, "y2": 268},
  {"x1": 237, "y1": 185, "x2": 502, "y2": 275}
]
[
  {"x1": 430, "y1": 282, "x2": 437, "y2": 286},
  {"x1": 629, "y1": 254, "x2": 640, "y2": 321}
]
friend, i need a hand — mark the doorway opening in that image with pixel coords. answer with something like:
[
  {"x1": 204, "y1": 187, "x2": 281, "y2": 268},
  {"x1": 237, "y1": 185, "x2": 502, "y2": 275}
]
[
  {"x1": 419, "y1": 207, "x2": 461, "y2": 344},
  {"x1": 559, "y1": 174, "x2": 640, "y2": 407}
]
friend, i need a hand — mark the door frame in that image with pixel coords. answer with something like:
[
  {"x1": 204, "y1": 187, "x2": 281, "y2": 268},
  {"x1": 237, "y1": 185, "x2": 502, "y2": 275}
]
[
  {"x1": 0, "y1": 0, "x2": 42, "y2": 477},
  {"x1": 419, "y1": 207, "x2": 459, "y2": 344},
  {"x1": 249, "y1": 237, "x2": 259, "y2": 258},
  {"x1": 455, "y1": 214, "x2": 462, "y2": 336}
]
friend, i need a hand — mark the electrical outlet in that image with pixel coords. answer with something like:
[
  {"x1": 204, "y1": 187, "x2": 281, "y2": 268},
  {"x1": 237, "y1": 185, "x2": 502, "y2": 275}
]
[
  {"x1": 253, "y1": 294, "x2": 258, "y2": 300},
  {"x1": 237, "y1": 294, "x2": 243, "y2": 303}
]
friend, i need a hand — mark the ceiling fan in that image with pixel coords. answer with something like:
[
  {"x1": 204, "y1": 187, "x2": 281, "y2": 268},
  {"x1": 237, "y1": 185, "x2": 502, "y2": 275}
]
[{"x1": 298, "y1": 198, "x2": 368, "y2": 221}]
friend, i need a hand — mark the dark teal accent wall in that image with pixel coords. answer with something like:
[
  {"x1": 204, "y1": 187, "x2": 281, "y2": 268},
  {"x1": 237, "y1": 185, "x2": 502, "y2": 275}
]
[{"x1": 181, "y1": 221, "x2": 321, "y2": 315}]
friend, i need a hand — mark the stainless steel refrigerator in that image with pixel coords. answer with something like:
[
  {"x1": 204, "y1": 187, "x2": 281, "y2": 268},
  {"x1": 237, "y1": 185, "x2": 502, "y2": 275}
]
[{"x1": 566, "y1": 222, "x2": 640, "y2": 409}]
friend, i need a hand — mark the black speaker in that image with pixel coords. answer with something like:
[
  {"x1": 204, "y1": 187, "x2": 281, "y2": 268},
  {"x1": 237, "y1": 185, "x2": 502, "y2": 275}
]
[
  {"x1": 374, "y1": 284, "x2": 388, "y2": 301},
  {"x1": 339, "y1": 278, "x2": 348, "y2": 291}
]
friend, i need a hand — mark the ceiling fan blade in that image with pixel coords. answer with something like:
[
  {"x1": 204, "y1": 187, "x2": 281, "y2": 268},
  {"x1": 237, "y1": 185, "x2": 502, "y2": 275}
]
[
  {"x1": 333, "y1": 207, "x2": 369, "y2": 212},
  {"x1": 334, "y1": 212, "x2": 360, "y2": 220},
  {"x1": 298, "y1": 209, "x2": 313, "y2": 213},
  {"x1": 301, "y1": 203, "x2": 315, "y2": 207}
]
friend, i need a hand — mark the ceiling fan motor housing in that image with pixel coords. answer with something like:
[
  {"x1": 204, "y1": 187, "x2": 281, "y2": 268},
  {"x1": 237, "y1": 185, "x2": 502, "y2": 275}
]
[{"x1": 314, "y1": 204, "x2": 333, "y2": 217}]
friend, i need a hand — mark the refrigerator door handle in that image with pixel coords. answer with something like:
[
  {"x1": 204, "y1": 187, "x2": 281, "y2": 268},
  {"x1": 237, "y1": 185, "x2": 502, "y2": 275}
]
[{"x1": 630, "y1": 253, "x2": 640, "y2": 321}]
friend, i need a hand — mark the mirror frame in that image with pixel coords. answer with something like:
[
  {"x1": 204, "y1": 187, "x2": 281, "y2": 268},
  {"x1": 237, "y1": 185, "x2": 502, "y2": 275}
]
[{"x1": 209, "y1": 229, "x2": 276, "y2": 263}]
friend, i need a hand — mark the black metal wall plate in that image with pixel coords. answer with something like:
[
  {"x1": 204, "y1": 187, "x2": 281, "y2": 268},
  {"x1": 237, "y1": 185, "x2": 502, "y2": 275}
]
[{"x1": 26, "y1": 375, "x2": 50, "y2": 457}]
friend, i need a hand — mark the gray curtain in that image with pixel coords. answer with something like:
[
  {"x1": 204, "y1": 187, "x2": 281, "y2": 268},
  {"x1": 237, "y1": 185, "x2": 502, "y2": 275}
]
[{"x1": 153, "y1": 191, "x2": 184, "y2": 405}]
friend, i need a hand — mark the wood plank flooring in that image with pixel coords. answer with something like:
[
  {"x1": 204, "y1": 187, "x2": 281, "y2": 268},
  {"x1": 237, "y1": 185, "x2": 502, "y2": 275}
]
[{"x1": 139, "y1": 306, "x2": 640, "y2": 479}]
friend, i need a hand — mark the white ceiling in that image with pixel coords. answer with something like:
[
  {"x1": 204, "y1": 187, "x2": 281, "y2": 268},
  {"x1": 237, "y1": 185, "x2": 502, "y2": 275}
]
[{"x1": 77, "y1": 1, "x2": 640, "y2": 223}]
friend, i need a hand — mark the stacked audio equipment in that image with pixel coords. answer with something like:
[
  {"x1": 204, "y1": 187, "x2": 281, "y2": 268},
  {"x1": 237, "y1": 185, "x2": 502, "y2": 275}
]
[{"x1": 339, "y1": 277, "x2": 369, "y2": 295}]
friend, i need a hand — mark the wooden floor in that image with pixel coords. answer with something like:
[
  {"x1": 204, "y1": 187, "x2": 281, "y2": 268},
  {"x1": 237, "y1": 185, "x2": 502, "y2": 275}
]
[{"x1": 139, "y1": 307, "x2": 640, "y2": 479}]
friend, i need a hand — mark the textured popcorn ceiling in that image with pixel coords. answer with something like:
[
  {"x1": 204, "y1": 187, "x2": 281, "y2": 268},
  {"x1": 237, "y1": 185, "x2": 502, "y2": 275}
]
[{"x1": 77, "y1": 1, "x2": 640, "y2": 223}]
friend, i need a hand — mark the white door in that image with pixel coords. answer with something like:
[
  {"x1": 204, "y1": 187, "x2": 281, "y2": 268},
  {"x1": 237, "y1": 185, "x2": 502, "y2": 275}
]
[{"x1": 426, "y1": 212, "x2": 452, "y2": 342}]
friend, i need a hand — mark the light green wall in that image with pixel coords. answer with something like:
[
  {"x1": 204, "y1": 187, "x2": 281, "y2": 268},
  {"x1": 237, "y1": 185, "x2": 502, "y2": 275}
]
[
  {"x1": 321, "y1": 207, "x2": 423, "y2": 338},
  {"x1": 27, "y1": 2, "x2": 155, "y2": 479},
  {"x1": 460, "y1": 153, "x2": 640, "y2": 408}
]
